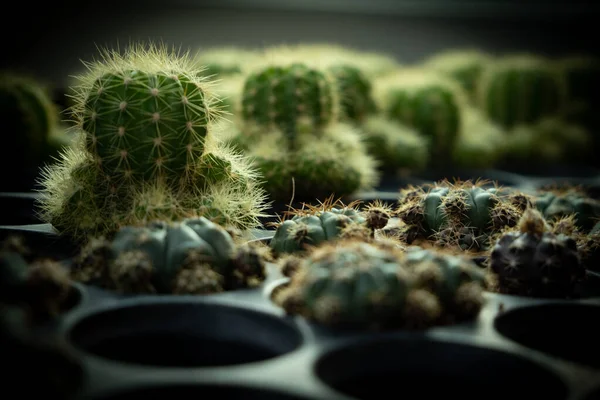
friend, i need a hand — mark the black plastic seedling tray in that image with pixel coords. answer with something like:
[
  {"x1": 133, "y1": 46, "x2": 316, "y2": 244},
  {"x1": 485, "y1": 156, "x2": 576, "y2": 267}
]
[{"x1": 2, "y1": 168, "x2": 600, "y2": 400}]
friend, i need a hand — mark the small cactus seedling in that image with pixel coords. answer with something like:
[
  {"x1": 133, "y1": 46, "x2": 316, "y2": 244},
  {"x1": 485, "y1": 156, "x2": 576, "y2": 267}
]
[
  {"x1": 423, "y1": 49, "x2": 493, "y2": 102},
  {"x1": 477, "y1": 54, "x2": 566, "y2": 130},
  {"x1": 373, "y1": 68, "x2": 468, "y2": 168},
  {"x1": 0, "y1": 240, "x2": 74, "y2": 322},
  {"x1": 269, "y1": 198, "x2": 395, "y2": 256},
  {"x1": 549, "y1": 214, "x2": 600, "y2": 273},
  {"x1": 534, "y1": 185, "x2": 600, "y2": 232},
  {"x1": 488, "y1": 208, "x2": 585, "y2": 298},
  {"x1": 70, "y1": 217, "x2": 267, "y2": 295},
  {"x1": 36, "y1": 43, "x2": 269, "y2": 241},
  {"x1": 396, "y1": 179, "x2": 533, "y2": 254},
  {"x1": 273, "y1": 239, "x2": 487, "y2": 330}
]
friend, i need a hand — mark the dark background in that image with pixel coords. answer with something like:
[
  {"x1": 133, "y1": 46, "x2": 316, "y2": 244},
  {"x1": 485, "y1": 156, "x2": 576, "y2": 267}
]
[{"x1": 2, "y1": 0, "x2": 599, "y2": 89}]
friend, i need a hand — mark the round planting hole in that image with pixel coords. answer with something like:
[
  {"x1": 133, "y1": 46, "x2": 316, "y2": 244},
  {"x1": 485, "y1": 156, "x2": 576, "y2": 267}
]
[
  {"x1": 315, "y1": 338, "x2": 567, "y2": 400},
  {"x1": 67, "y1": 301, "x2": 303, "y2": 367},
  {"x1": 91, "y1": 384, "x2": 317, "y2": 400},
  {"x1": 494, "y1": 303, "x2": 600, "y2": 368}
]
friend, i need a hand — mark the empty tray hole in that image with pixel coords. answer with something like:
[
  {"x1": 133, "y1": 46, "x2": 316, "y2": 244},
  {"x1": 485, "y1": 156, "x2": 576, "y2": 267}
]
[
  {"x1": 90, "y1": 384, "x2": 317, "y2": 400},
  {"x1": 315, "y1": 337, "x2": 567, "y2": 400},
  {"x1": 67, "y1": 301, "x2": 303, "y2": 367},
  {"x1": 495, "y1": 303, "x2": 600, "y2": 368}
]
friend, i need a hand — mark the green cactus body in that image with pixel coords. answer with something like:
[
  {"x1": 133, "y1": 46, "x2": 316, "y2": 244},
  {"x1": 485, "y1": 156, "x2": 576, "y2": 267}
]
[
  {"x1": 535, "y1": 190, "x2": 600, "y2": 232},
  {"x1": 241, "y1": 63, "x2": 336, "y2": 145},
  {"x1": 82, "y1": 70, "x2": 210, "y2": 183},
  {"x1": 270, "y1": 208, "x2": 366, "y2": 255},
  {"x1": 327, "y1": 64, "x2": 376, "y2": 123},
  {"x1": 109, "y1": 218, "x2": 236, "y2": 293},
  {"x1": 479, "y1": 56, "x2": 565, "y2": 130}
]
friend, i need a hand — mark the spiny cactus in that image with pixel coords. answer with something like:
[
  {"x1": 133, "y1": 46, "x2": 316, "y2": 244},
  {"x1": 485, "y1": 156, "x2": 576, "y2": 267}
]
[
  {"x1": 373, "y1": 69, "x2": 468, "y2": 167},
  {"x1": 327, "y1": 64, "x2": 377, "y2": 123},
  {"x1": 36, "y1": 43, "x2": 269, "y2": 241},
  {"x1": 0, "y1": 71, "x2": 70, "y2": 191},
  {"x1": 396, "y1": 179, "x2": 533, "y2": 253},
  {"x1": 233, "y1": 121, "x2": 379, "y2": 202},
  {"x1": 240, "y1": 62, "x2": 337, "y2": 146},
  {"x1": 273, "y1": 239, "x2": 486, "y2": 330},
  {"x1": 361, "y1": 115, "x2": 430, "y2": 174},
  {"x1": 451, "y1": 107, "x2": 507, "y2": 169},
  {"x1": 549, "y1": 215, "x2": 600, "y2": 273},
  {"x1": 478, "y1": 54, "x2": 566, "y2": 130},
  {"x1": 488, "y1": 208, "x2": 585, "y2": 298},
  {"x1": 70, "y1": 217, "x2": 267, "y2": 294},
  {"x1": 534, "y1": 186, "x2": 600, "y2": 232},
  {"x1": 0, "y1": 239, "x2": 74, "y2": 322},
  {"x1": 423, "y1": 49, "x2": 492, "y2": 102},
  {"x1": 269, "y1": 198, "x2": 394, "y2": 256}
]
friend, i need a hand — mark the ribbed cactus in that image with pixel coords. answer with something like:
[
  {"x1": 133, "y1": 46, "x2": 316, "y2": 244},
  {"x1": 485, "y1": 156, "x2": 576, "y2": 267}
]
[
  {"x1": 70, "y1": 217, "x2": 267, "y2": 294},
  {"x1": 488, "y1": 209, "x2": 585, "y2": 298},
  {"x1": 36, "y1": 43, "x2": 268, "y2": 241},
  {"x1": 374, "y1": 69, "x2": 466, "y2": 167},
  {"x1": 424, "y1": 49, "x2": 492, "y2": 102},
  {"x1": 534, "y1": 187, "x2": 600, "y2": 232},
  {"x1": 270, "y1": 199, "x2": 394, "y2": 256},
  {"x1": 396, "y1": 180, "x2": 533, "y2": 253},
  {"x1": 241, "y1": 63, "x2": 337, "y2": 144},
  {"x1": 0, "y1": 72, "x2": 67, "y2": 190},
  {"x1": 478, "y1": 55, "x2": 566, "y2": 130},
  {"x1": 327, "y1": 64, "x2": 377, "y2": 123},
  {"x1": 274, "y1": 239, "x2": 486, "y2": 330}
]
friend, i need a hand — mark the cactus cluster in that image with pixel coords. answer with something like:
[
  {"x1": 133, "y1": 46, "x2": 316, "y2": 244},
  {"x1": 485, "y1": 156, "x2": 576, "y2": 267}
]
[
  {"x1": 488, "y1": 209, "x2": 585, "y2": 298},
  {"x1": 534, "y1": 186, "x2": 600, "y2": 232},
  {"x1": 395, "y1": 179, "x2": 532, "y2": 253},
  {"x1": 273, "y1": 239, "x2": 487, "y2": 330},
  {"x1": 36, "y1": 43, "x2": 268, "y2": 242},
  {"x1": 70, "y1": 217, "x2": 268, "y2": 294}
]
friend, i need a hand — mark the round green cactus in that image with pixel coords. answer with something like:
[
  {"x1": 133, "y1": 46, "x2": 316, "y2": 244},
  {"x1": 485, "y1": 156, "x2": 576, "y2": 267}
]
[
  {"x1": 70, "y1": 217, "x2": 267, "y2": 294},
  {"x1": 534, "y1": 187, "x2": 600, "y2": 232},
  {"x1": 478, "y1": 55, "x2": 566, "y2": 130},
  {"x1": 489, "y1": 209, "x2": 585, "y2": 298},
  {"x1": 240, "y1": 62, "x2": 337, "y2": 145},
  {"x1": 396, "y1": 180, "x2": 533, "y2": 252},
  {"x1": 374, "y1": 69, "x2": 467, "y2": 167},
  {"x1": 327, "y1": 64, "x2": 377, "y2": 123},
  {"x1": 36, "y1": 43, "x2": 269, "y2": 241}
]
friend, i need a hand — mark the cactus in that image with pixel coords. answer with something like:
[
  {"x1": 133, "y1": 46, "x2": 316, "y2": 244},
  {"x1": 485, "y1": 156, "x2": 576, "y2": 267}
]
[
  {"x1": 396, "y1": 179, "x2": 533, "y2": 253},
  {"x1": 373, "y1": 69, "x2": 467, "y2": 167},
  {"x1": 273, "y1": 239, "x2": 486, "y2": 330},
  {"x1": 477, "y1": 55, "x2": 566, "y2": 130},
  {"x1": 549, "y1": 215, "x2": 600, "y2": 273},
  {"x1": 269, "y1": 199, "x2": 394, "y2": 256},
  {"x1": 423, "y1": 49, "x2": 492, "y2": 102},
  {"x1": 36, "y1": 43, "x2": 269, "y2": 241},
  {"x1": 0, "y1": 71, "x2": 70, "y2": 190},
  {"x1": 534, "y1": 186, "x2": 600, "y2": 232},
  {"x1": 451, "y1": 108, "x2": 507, "y2": 169},
  {"x1": 69, "y1": 217, "x2": 267, "y2": 294},
  {"x1": 240, "y1": 62, "x2": 337, "y2": 145},
  {"x1": 488, "y1": 208, "x2": 585, "y2": 298},
  {"x1": 361, "y1": 115, "x2": 430, "y2": 173},
  {"x1": 233, "y1": 121, "x2": 379, "y2": 202},
  {"x1": 327, "y1": 64, "x2": 377, "y2": 123}
]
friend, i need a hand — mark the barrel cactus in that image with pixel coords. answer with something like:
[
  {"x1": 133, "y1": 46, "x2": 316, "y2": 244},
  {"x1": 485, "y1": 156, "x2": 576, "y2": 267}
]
[
  {"x1": 270, "y1": 199, "x2": 394, "y2": 256},
  {"x1": 36, "y1": 43, "x2": 269, "y2": 241},
  {"x1": 488, "y1": 208, "x2": 585, "y2": 298},
  {"x1": 327, "y1": 64, "x2": 377, "y2": 123},
  {"x1": 396, "y1": 179, "x2": 533, "y2": 253},
  {"x1": 423, "y1": 49, "x2": 492, "y2": 102},
  {"x1": 478, "y1": 55, "x2": 566, "y2": 130},
  {"x1": 373, "y1": 69, "x2": 467, "y2": 167},
  {"x1": 534, "y1": 186, "x2": 600, "y2": 232},
  {"x1": 273, "y1": 239, "x2": 487, "y2": 330},
  {"x1": 70, "y1": 217, "x2": 267, "y2": 294},
  {"x1": 0, "y1": 71, "x2": 71, "y2": 191}
]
